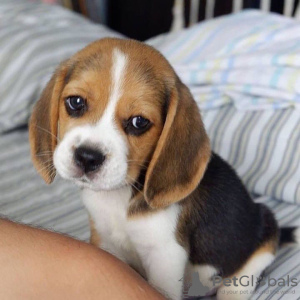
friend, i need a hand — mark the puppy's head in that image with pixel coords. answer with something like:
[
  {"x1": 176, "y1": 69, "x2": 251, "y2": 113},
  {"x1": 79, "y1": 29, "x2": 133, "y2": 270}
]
[{"x1": 29, "y1": 38, "x2": 210, "y2": 208}]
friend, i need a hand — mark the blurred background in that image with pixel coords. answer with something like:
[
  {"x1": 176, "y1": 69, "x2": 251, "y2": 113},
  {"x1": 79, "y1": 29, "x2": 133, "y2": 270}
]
[{"x1": 29, "y1": 0, "x2": 300, "y2": 40}]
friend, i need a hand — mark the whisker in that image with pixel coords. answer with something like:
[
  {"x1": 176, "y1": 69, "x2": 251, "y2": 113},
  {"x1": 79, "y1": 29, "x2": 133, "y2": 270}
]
[
  {"x1": 34, "y1": 125, "x2": 60, "y2": 142},
  {"x1": 127, "y1": 159, "x2": 151, "y2": 170},
  {"x1": 36, "y1": 153, "x2": 54, "y2": 157},
  {"x1": 127, "y1": 161, "x2": 161, "y2": 176},
  {"x1": 127, "y1": 159, "x2": 151, "y2": 164},
  {"x1": 49, "y1": 167, "x2": 56, "y2": 179},
  {"x1": 126, "y1": 175, "x2": 144, "y2": 195},
  {"x1": 126, "y1": 180, "x2": 143, "y2": 195},
  {"x1": 35, "y1": 160, "x2": 54, "y2": 174},
  {"x1": 128, "y1": 162, "x2": 148, "y2": 169},
  {"x1": 36, "y1": 151, "x2": 55, "y2": 155}
]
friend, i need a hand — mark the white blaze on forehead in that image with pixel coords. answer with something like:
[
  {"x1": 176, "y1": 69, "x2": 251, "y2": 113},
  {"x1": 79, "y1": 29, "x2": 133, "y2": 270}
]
[
  {"x1": 86, "y1": 47, "x2": 129, "y2": 189},
  {"x1": 102, "y1": 48, "x2": 127, "y2": 121},
  {"x1": 54, "y1": 48, "x2": 130, "y2": 190}
]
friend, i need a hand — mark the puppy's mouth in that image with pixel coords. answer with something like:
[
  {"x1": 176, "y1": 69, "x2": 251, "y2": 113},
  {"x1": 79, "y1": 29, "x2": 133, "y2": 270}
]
[
  {"x1": 72, "y1": 169, "x2": 98, "y2": 182},
  {"x1": 72, "y1": 171, "x2": 100, "y2": 187},
  {"x1": 64, "y1": 162, "x2": 128, "y2": 192},
  {"x1": 55, "y1": 158, "x2": 128, "y2": 192},
  {"x1": 73, "y1": 176, "x2": 127, "y2": 191}
]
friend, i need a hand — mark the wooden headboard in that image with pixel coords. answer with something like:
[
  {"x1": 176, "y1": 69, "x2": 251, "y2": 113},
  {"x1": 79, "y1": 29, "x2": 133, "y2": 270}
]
[{"x1": 171, "y1": 0, "x2": 300, "y2": 31}]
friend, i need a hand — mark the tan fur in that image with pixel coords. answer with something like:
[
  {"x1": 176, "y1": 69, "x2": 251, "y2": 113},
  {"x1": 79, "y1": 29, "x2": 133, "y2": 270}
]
[
  {"x1": 144, "y1": 83, "x2": 211, "y2": 209},
  {"x1": 225, "y1": 239, "x2": 277, "y2": 281},
  {"x1": 115, "y1": 73, "x2": 165, "y2": 188},
  {"x1": 29, "y1": 37, "x2": 210, "y2": 216},
  {"x1": 29, "y1": 60, "x2": 71, "y2": 183},
  {"x1": 127, "y1": 194, "x2": 158, "y2": 219},
  {"x1": 252, "y1": 239, "x2": 277, "y2": 256}
]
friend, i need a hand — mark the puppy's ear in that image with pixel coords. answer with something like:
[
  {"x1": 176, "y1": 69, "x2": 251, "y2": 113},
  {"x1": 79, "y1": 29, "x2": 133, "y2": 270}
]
[
  {"x1": 29, "y1": 61, "x2": 70, "y2": 184},
  {"x1": 144, "y1": 80, "x2": 211, "y2": 208}
]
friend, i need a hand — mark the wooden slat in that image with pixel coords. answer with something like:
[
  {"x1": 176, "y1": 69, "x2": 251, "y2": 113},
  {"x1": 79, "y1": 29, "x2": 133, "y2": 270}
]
[
  {"x1": 205, "y1": 0, "x2": 215, "y2": 19},
  {"x1": 171, "y1": 0, "x2": 185, "y2": 31},
  {"x1": 186, "y1": 0, "x2": 300, "y2": 28},
  {"x1": 284, "y1": 0, "x2": 295, "y2": 16},
  {"x1": 233, "y1": 0, "x2": 243, "y2": 13},
  {"x1": 260, "y1": 0, "x2": 271, "y2": 12},
  {"x1": 190, "y1": 0, "x2": 200, "y2": 26},
  {"x1": 295, "y1": 0, "x2": 300, "y2": 19}
]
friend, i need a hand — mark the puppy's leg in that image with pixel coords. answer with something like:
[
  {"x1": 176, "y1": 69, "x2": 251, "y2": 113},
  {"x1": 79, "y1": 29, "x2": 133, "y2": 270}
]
[
  {"x1": 143, "y1": 243, "x2": 188, "y2": 300},
  {"x1": 217, "y1": 243, "x2": 275, "y2": 300},
  {"x1": 127, "y1": 205, "x2": 188, "y2": 300}
]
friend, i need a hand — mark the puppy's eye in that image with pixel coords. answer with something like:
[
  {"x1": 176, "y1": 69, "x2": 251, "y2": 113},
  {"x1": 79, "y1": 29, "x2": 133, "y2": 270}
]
[
  {"x1": 67, "y1": 96, "x2": 85, "y2": 111},
  {"x1": 132, "y1": 116, "x2": 149, "y2": 129},
  {"x1": 123, "y1": 116, "x2": 151, "y2": 136},
  {"x1": 65, "y1": 96, "x2": 86, "y2": 117}
]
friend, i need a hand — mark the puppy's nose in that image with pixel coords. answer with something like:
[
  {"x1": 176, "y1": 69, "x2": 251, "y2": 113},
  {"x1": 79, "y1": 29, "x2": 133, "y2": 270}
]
[{"x1": 74, "y1": 146, "x2": 105, "y2": 173}]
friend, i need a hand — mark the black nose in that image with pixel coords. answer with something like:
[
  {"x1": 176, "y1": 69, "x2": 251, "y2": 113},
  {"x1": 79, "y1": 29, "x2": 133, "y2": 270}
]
[{"x1": 74, "y1": 146, "x2": 105, "y2": 174}]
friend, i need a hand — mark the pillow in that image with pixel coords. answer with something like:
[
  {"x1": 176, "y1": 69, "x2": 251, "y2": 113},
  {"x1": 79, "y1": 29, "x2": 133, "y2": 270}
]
[
  {"x1": 148, "y1": 10, "x2": 300, "y2": 204},
  {"x1": 0, "y1": 2, "x2": 122, "y2": 133},
  {"x1": 148, "y1": 10, "x2": 300, "y2": 112},
  {"x1": 202, "y1": 103, "x2": 300, "y2": 205}
]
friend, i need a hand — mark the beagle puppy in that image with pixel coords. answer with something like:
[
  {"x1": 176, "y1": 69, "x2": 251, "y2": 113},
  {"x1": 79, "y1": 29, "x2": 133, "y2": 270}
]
[{"x1": 29, "y1": 38, "x2": 299, "y2": 300}]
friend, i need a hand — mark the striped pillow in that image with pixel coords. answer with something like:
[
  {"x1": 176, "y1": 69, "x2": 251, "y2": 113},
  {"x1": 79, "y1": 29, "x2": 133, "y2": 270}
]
[
  {"x1": 202, "y1": 104, "x2": 300, "y2": 205},
  {"x1": 148, "y1": 10, "x2": 300, "y2": 111},
  {"x1": 148, "y1": 11, "x2": 300, "y2": 204},
  {"x1": 0, "y1": 2, "x2": 121, "y2": 133}
]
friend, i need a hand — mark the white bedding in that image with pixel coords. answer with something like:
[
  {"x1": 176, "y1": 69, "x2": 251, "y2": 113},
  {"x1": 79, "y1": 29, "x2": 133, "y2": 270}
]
[{"x1": 149, "y1": 10, "x2": 300, "y2": 111}]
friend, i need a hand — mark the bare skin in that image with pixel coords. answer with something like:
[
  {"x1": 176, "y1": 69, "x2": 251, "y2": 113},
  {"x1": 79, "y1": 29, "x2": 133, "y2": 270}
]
[{"x1": 0, "y1": 219, "x2": 165, "y2": 300}]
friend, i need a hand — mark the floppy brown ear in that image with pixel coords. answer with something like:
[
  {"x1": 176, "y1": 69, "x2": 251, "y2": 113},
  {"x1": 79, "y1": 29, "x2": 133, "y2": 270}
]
[
  {"x1": 144, "y1": 80, "x2": 211, "y2": 208},
  {"x1": 29, "y1": 61, "x2": 69, "y2": 184}
]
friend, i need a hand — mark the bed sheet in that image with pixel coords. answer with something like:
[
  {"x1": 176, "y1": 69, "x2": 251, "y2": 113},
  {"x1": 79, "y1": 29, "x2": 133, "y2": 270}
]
[{"x1": 0, "y1": 130, "x2": 299, "y2": 299}]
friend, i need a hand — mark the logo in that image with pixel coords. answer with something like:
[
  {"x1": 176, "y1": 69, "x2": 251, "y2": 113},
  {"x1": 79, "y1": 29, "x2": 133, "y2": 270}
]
[
  {"x1": 181, "y1": 272, "x2": 298, "y2": 298},
  {"x1": 212, "y1": 275, "x2": 298, "y2": 288}
]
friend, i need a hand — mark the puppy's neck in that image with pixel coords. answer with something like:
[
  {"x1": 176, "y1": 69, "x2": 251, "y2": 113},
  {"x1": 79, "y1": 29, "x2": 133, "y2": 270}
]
[
  {"x1": 82, "y1": 186, "x2": 132, "y2": 214},
  {"x1": 82, "y1": 185, "x2": 158, "y2": 219},
  {"x1": 82, "y1": 185, "x2": 132, "y2": 202}
]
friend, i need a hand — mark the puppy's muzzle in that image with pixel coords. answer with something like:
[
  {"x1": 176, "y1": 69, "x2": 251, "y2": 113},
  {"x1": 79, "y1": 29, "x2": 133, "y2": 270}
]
[{"x1": 74, "y1": 146, "x2": 105, "y2": 174}]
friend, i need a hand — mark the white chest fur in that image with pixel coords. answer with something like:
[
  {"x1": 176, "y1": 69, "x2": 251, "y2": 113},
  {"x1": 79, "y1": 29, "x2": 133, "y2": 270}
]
[
  {"x1": 82, "y1": 187, "x2": 188, "y2": 300},
  {"x1": 82, "y1": 187, "x2": 143, "y2": 271}
]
